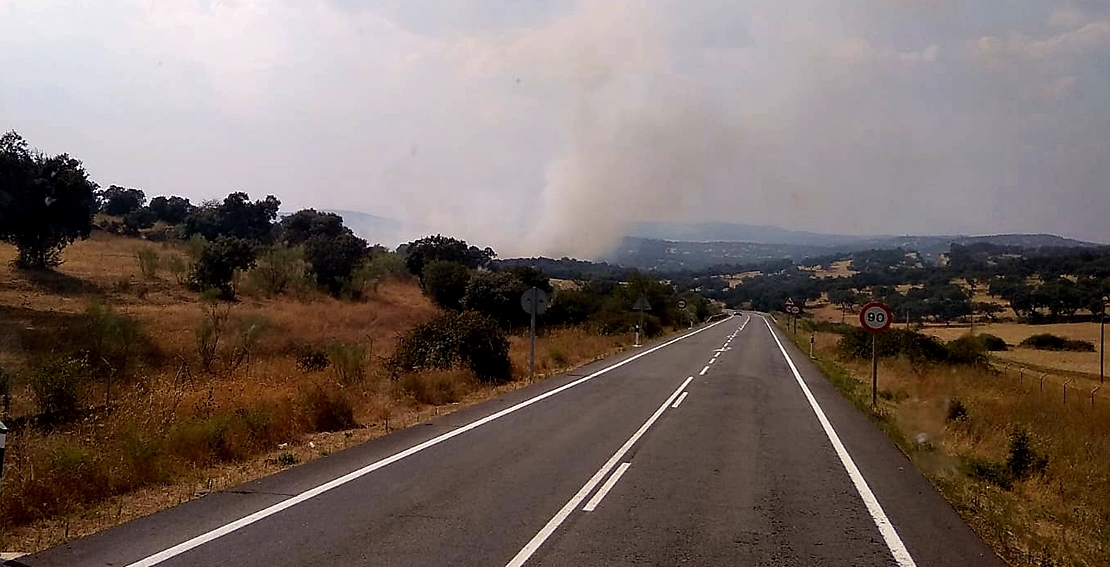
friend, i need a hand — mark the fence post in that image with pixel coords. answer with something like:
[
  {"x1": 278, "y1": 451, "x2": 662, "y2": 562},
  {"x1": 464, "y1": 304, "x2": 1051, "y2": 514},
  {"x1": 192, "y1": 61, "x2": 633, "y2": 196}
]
[
  {"x1": 1093, "y1": 387, "x2": 1102, "y2": 409},
  {"x1": 1039, "y1": 372, "x2": 1048, "y2": 393},
  {"x1": 1064, "y1": 379, "x2": 1074, "y2": 404},
  {"x1": 1019, "y1": 368, "x2": 1026, "y2": 385}
]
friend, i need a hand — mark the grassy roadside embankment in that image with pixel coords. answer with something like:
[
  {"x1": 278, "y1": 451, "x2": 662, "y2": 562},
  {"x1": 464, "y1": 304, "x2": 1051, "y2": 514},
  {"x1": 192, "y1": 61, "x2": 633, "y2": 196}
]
[
  {"x1": 0, "y1": 234, "x2": 653, "y2": 555},
  {"x1": 776, "y1": 316, "x2": 1110, "y2": 567}
]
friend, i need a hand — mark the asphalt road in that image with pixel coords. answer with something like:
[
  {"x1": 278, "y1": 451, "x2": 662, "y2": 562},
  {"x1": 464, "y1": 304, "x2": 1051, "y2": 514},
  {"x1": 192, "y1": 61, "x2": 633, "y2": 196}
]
[{"x1": 11, "y1": 314, "x2": 1006, "y2": 567}]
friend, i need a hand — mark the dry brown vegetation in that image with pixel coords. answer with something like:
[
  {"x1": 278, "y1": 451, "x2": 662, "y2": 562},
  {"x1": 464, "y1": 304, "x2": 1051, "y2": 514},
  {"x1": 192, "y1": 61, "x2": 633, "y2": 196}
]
[
  {"x1": 789, "y1": 323, "x2": 1110, "y2": 566},
  {"x1": 0, "y1": 234, "x2": 637, "y2": 553}
]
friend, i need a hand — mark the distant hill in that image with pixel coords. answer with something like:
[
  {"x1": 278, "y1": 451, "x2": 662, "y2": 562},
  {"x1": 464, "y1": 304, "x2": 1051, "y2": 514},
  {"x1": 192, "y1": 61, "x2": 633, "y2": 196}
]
[
  {"x1": 606, "y1": 232, "x2": 1103, "y2": 271},
  {"x1": 325, "y1": 210, "x2": 423, "y2": 249},
  {"x1": 627, "y1": 221, "x2": 874, "y2": 246}
]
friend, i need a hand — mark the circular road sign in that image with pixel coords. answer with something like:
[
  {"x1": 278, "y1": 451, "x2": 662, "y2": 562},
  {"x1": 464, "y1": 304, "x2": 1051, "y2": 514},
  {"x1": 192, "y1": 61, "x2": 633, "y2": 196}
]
[
  {"x1": 677, "y1": 299, "x2": 688, "y2": 310},
  {"x1": 787, "y1": 305, "x2": 801, "y2": 315},
  {"x1": 860, "y1": 302, "x2": 894, "y2": 334},
  {"x1": 521, "y1": 288, "x2": 549, "y2": 316}
]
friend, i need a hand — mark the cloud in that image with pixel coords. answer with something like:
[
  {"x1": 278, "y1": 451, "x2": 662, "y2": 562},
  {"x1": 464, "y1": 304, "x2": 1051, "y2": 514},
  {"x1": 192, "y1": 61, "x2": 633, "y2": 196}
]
[{"x1": 2, "y1": 0, "x2": 1109, "y2": 256}]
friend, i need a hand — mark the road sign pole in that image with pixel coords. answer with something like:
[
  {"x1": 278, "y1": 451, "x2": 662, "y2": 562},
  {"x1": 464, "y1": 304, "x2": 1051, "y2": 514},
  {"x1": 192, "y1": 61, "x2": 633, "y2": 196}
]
[
  {"x1": 0, "y1": 420, "x2": 7, "y2": 492},
  {"x1": 872, "y1": 334, "x2": 878, "y2": 408},
  {"x1": 530, "y1": 288, "x2": 537, "y2": 382},
  {"x1": 1101, "y1": 312, "x2": 1105, "y2": 385}
]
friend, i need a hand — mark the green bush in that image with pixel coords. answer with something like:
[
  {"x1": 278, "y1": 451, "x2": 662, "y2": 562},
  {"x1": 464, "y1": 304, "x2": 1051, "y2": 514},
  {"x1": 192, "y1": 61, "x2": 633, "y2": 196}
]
[
  {"x1": 836, "y1": 328, "x2": 949, "y2": 366},
  {"x1": 188, "y1": 236, "x2": 257, "y2": 298},
  {"x1": 962, "y1": 428, "x2": 1048, "y2": 491},
  {"x1": 248, "y1": 243, "x2": 303, "y2": 296},
  {"x1": 1006, "y1": 428, "x2": 1048, "y2": 480},
  {"x1": 25, "y1": 356, "x2": 92, "y2": 423},
  {"x1": 388, "y1": 311, "x2": 513, "y2": 383},
  {"x1": 977, "y1": 333, "x2": 1008, "y2": 351},
  {"x1": 165, "y1": 254, "x2": 189, "y2": 285},
  {"x1": 136, "y1": 246, "x2": 160, "y2": 279},
  {"x1": 421, "y1": 260, "x2": 471, "y2": 311},
  {"x1": 327, "y1": 342, "x2": 368, "y2": 384},
  {"x1": 1018, "y1": 333, "x2": 1095, "y2": 352},
  {"x1": 965, "y1": 457, "x2": 1013, "y2": 490},
  {"x1": 945, "y1": 336, "x2": 988, "y2": 366}
]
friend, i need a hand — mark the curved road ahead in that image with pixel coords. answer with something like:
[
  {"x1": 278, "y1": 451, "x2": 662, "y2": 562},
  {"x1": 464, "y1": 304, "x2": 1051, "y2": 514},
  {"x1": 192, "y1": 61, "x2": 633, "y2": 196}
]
[{"x1": 10, "y1": 314, "x2": 1005, "y2": 567}]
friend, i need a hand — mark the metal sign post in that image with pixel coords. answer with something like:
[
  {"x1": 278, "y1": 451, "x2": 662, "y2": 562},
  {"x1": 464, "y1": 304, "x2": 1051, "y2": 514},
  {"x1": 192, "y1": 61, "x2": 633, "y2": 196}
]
[
  {"x1": 1101, "y1": 305, "x2": 1106, "y2": 385},
  {"x1": 0, "y1": 420, "x2": 7, "y2": 491},
  {"x1": 633, "y1": 295, "x2": 652, "y2": 347},
  {"x1": 860, "y1": 302, "x2": 894, "y2": 408},
  {"x1": 520, "y1": 288, "x2": 549, "y2": 382}
]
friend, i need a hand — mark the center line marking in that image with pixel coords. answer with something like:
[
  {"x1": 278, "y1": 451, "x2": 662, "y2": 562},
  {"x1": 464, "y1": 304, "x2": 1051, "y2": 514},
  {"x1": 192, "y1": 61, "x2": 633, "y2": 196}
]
[
  {"x1": 582, "y1": 462, "x2": 632, "y2": 512},
  {"x1": 700, "y1": 365, "x2": 711, "y2": 375},
  {"x1": 671, "y1": 391, "x2": 689, "y2": 409},
  {"x1": 505, "y1": 376, "x2": 694, "y2": 567}
]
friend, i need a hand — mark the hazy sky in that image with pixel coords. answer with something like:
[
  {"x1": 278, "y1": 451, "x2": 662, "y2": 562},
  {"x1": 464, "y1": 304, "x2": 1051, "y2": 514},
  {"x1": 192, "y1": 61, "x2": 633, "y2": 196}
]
[{"x1": 2, "y1": 1, "x2": 1109, "y2": 256}]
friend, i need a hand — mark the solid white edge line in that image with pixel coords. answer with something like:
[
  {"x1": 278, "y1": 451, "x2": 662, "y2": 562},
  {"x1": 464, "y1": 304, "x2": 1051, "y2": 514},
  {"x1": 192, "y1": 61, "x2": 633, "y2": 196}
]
[
  {"x1": 671, "y1": 391, "x2": 689, "y2": 409},
  {"x1": 124, "y1": 319, "x2": 734, "y2": 567},
  {"x1": 582, "y1": 462, "x2": 632, "y2": 512},
  {"x1": 699, "y1": 366, "x2": 710, "y2": 376},
  {"x1": 504, "y1": 375, "x2": 695, "y2": 567},
  {"x1": 761, "y1": 317, "x2": 917, "y2": 567}
]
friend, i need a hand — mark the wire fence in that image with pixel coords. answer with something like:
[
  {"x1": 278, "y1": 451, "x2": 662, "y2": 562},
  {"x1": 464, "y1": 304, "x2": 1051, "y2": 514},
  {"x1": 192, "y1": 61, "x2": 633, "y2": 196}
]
[{"x1": 992, "y1": 359, "x2": 1107, "y2": 411}]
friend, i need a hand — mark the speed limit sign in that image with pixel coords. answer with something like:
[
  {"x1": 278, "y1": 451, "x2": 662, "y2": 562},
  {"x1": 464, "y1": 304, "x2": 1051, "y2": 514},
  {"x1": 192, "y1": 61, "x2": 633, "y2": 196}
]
[{"x1": 859, "y1": 302, "x2": 894, "y2": 334}]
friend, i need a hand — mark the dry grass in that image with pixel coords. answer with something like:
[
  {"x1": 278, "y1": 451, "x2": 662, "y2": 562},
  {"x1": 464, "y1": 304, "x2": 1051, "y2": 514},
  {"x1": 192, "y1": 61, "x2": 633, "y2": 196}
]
[
  {"x1": 795, "y1": 328, "x2": 1110, "y2": 566},
  {"x1": 0, "y1": 235, "x2": 639, "y2": 554}
]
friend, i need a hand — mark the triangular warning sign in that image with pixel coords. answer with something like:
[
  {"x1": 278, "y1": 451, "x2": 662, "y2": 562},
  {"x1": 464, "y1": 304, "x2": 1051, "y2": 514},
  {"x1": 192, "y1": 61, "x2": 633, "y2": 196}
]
[{"x1": 633, "y1": 295, "x2": 652, "y2": 311}]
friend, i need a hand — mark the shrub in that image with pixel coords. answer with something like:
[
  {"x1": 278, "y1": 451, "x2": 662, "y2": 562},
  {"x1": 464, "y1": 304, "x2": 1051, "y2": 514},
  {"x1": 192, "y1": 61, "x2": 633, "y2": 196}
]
[
  {"x1": 188, "y1": 236, "x2": 257, "y2": 298},
  {"x1": 299, "y1": 388, "x2": 357, "y2": 432},
  {"x1": 945, "y1": 336, "x2": 988, "y2": 366},
  {"x1": 365, "y1": 251, "x2": 409, "y2": 281},
  {"x1": 397, "y1": 371, "x2": 469, "y2": 405},
  {"x1": 136, "y1": 246, "x2": 160, "y2": 279},
  {"x1": 327, "y1": 342, "x2": 368, "y2": 385},
  {"x1": 295, "y1": 345, "x2": 329, "y2": 373},
  {"x1": 1018, "y1": 333, "x2": 1095, "y2": 352},
  {"x1": 946, "y1": 398, "x2": 969, "y2": 423},
  {"x1": 965, "y1": 457, "x2": 1013, "y2": 490},
  {"x1": 248, "y1": 243, "x2": 303, "y2": 296},
  {"x1": 228, "y1": 315, "x2": 270, "y2": 370},
  {"x1": 1006, "y1": 428, "x2": 1048, "y2": 480},
  {"x1": 165, "y1": 254, "x2": 189, "y2": 285},
  {"x1": 421, "y1": 260, "x2": 471, "y2": 310},
  {"x1": 85, "y1": 301, "x2": 145, "y2": 404},
  {"x1": 463, "y1": 270, "x2": 530, "y2": 328},
  {"x1": 277, "y1": 452, "x2": 298, "y2": 466},
  {"x1": 196, "y1": 300, "x2": 231, "y2": 373},
  {"x1": 304, "y1": 232, "x2": 369, "y2": 297},
  {"x1": 25, "y1": 356, "x2": 92, "y2": 423},
  {"x1": 388, "y1": 311, "x2": 513, "y2": 383},
  {"x1": 977, "y1": 333, "x2": 1008, "y2": 351},
  {"x1": 836, "y1": 328, "x2": 948, "y2": 366}
]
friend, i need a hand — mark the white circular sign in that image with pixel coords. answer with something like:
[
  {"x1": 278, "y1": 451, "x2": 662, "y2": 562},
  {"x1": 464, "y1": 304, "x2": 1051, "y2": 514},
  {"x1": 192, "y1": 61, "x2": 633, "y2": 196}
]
[{"x1": 860, "y1": 302, "x2": 894, "y2": 334}]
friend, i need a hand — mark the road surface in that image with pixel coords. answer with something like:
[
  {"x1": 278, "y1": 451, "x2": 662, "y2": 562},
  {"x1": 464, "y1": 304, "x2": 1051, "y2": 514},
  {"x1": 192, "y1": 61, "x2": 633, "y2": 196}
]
[{"x1": 9, "y1": 314, "x2": 1005, "y2": 567}]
